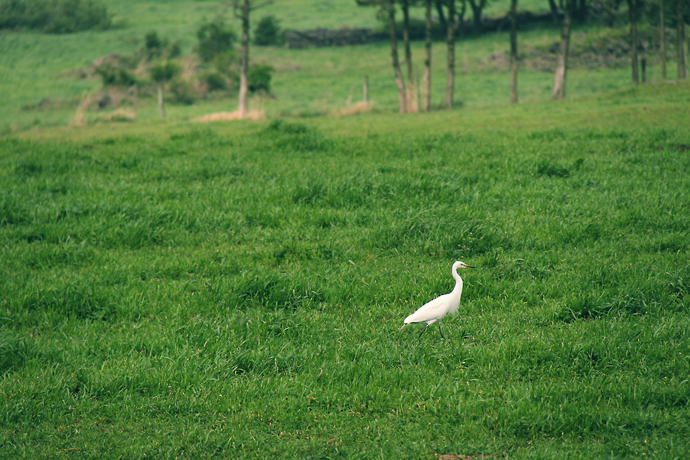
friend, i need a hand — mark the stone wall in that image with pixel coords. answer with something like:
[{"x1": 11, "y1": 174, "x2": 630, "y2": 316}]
[
  {"x1": 285, "y1": 12, "x2": 559, "y2": 49},
  {"x1": 286, "y1": 28, "x2": 373, "y2": 49}
]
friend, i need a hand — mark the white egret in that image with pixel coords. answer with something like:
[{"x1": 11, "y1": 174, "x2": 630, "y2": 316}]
[{"x1": 400, "y1": 261, "x2": 475, "y2": 339}]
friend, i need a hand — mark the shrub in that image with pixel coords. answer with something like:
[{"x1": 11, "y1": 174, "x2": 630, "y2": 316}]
[
  {"x1": 248, "y1": 63, "x2": 274, "y2": 93},
  {"x1": 0, "y1": 0, "x2": 112, "y2": 33},
  {"x1": 95, "y1": 64, "x2": 137, "y2": 87},
  {"x1": 211, "y1": 49, "x2": 238, "y2": 74},
  {"x1": 203, "y1": 72, "x2": 228, "y2": 91},
  {"x1": 196, "y1": 17, "x2": 236, "y2": 62},
  {"x1": 169, "y1": 78, "x2": 195, "y2": 105},
  {"x1": 253, "y1": 15, "x2": 281, "y2": 46},
  {"x1": 145, "y1": 30, "x2": 162, "y2": 51},
  {"x1": 145, "y1": 31, "x2": 181, "y2": 59}
]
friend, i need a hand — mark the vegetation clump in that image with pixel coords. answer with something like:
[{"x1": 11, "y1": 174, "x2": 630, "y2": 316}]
[
  {"x1": 0, "y1": 0, "x2": 112, "y2": 33},
  {"x1": 253, "y1": 15, "x2": 283, "y2": 46}
]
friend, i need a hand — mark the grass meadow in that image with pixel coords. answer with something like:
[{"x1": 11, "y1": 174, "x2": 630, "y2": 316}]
[
  {"x1": 2, "y1": 0, "x2": 690, "y2": 458},
  {"x1": 2, "y1": 79, "x2": 690, "y2": 458}
]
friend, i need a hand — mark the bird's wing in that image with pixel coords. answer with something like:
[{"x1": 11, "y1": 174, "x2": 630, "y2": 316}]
[{"x1": 404, "y1": 294, "x2": 450, "y2": 325}]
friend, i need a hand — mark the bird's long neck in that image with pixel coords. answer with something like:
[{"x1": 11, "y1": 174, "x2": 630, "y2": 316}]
[{"x1": 451, "y1": 268, "x2": 464, "y2": 296}]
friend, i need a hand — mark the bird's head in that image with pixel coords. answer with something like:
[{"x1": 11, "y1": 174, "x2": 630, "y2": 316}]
[{"x1": 453, "y1": 261, "x2": 475, "y2": 270}]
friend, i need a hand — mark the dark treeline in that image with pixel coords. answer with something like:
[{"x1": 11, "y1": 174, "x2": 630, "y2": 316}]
[{"x1": 0, "y1": 0, "x2": 112, "y2": 33}]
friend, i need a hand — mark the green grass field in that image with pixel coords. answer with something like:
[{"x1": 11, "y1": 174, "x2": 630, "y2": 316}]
[
  {"x1": 2, "y1": 1, "x2": 690, "y2": 458},
  {"x1": 2, "y1": 79, "x2": 690, "y2": 458}
]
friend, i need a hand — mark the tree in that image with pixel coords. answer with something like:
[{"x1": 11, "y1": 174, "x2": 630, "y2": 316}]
[
  {"x1": 233, "y1": 0, "x2": 273, "y2": 118},
  {"x1": 145, "y1": 30, "x2": 181, "y2": 60},
  {"x1": 548, "y1": 0, "x2": 560, "y2": 27},
  {"x1": 355, "y1": 0, "x2": 408, "y2": 113},
  {"x1": 401, "y1": 0, "x2": 417, "y2": 112},
  {"x1": 677, "y1": 0, "x2": 687, "y2": 79},
  {"x1": 627, "y1": 0, "x2": 639, "y2": 85},
  {"x1": 446, "y1": 0, "x2": 457, "y2": 108},
  {"x1": 196, "y1": 17, "x2": 236, "y2": 62},
  {"x1": 385, "y1": 0, "x2": 408, "y2": 113},
  {"x1": 660, "y1": 0, "x2": 666, "y2": 81},
  {"x1": 467, "y1": 0, "x2": 488, "y2": 32},
  {"x1": 253, "y1": 15, "x2": 281, "y2": 46},
  {"x1": 150, "y1": 61, "x2": 180, "y2": 119},
  {"x1": 436, "y1": 0, "x2": 448, "y2": 30},
  {"x1": 510, "y1": 0, "x2": 518, "y2": 103},
  {"x1": 553, "y1": 0, "x2": 572, "y2": 99},
  {"x1": 423, "y1": 0, "x2": 433, "y2": 111}
]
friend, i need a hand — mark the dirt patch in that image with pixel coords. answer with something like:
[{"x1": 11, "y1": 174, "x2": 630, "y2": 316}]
[
  {"x1": 191, "y1": 110, "x2": 266, "y2": 122},
  {"x1": 336, "y1": 101, "x2": 372, "y2": 117}
]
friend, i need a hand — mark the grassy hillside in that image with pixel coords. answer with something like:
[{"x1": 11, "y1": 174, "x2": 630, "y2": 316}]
[
  {"x1": 1, "y1": 81, "x2": 689, "y2": 458},
  {"x1": 1, "y1": 0, "x2": 683, "y2": 133}
]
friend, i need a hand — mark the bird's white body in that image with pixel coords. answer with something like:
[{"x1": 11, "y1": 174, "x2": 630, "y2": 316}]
[{"x1": 401, "y1": 261, "x2": 474, "y2": 338}]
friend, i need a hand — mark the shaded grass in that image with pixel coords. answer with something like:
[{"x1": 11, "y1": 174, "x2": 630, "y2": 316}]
[{"x1": 1, "y1": 90, "x2": 690, "y2": 458}]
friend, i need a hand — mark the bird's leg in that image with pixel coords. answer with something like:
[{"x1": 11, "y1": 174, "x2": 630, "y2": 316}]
[
  {"x1": 418, "y1": 324, "x2": 428, "y2": 338},
  {"x1": 438, "y1": 322, "x2": 445, "y2": 339}
]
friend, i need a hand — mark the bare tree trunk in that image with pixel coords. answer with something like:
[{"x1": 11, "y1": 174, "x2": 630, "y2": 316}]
[
  {"x1": 660, "y1": 0, "x2": 667, "y2": 80},
  {"x1": 457, "y1": 0, "x2": 467, "y2": 39},
  {"x1": 510, "y1": 0, "x2": 519, "y2": 104},
  {"x1": 446, "y1": 0, "x2": 456, "y2": 108},
  {"x1": 468, "y1": 0, "x2": 487, "y2": 32},
  {"x1": 628, "y1": 0, "x2": 639, "y2": 85},
  {"x1": 424, "y1": 0, "x2": 432, "y2": 112},
  {"x1": 678, "y1": 0, "x2": 687, "y2": 79},
  {"x1": 402, "y1": 0, "x2": 416, "y2": 112},
  {"x1": 238, "y1": 0, "x2": 250, "y2": 118},
  {"x1": 436, "y1": 0, "x2": 448, "y2": 31},
  {"x1": 157, "y1": 85, "x2": 165, "y2": 119},
  {"x1": 553, "y1": 0, "x2": 572, "y2": 99},
  {"x1": 548, "y1": 0, "x2": 560, "y2": 27},
  {"x1": 387, "y1": 0, "x2": 407, "y2": 113}
]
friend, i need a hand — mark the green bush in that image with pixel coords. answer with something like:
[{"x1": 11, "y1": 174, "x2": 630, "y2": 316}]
[
  {"x1": 95, "y1": 63, "x2": 137, "y2": 87},
  {"x1": 196, "y1": 17, "x2": 236, "y2": 62},
  {"x1": 248, "y1": 63, "x2": 273, "y2": 93},
  {"x1": 169, "y1": 78, "x2": 195, "y2": 105},
  {"x1": 145, "y1": 30, "x2": 163, "y2": 51},
  {"x1": 203, "y1": 72, "x2": 228, "y2": 91},
  {"x1": 0, "y1": 0, "x2": 112, "y2": 33},
  {"x1": 211, "y1": 49, "x2": 238, "y2": 75},
  {"x1": 253, "y1": 15, "x2": 282, "y2": 46},
  {"x1": 145, "y1": 31, "x2": 181, "y2": 59}
]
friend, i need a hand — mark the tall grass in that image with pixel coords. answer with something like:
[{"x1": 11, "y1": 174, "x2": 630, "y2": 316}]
[{"x1": 1, "y1": 86, "x2": 689, "y2": 458}]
